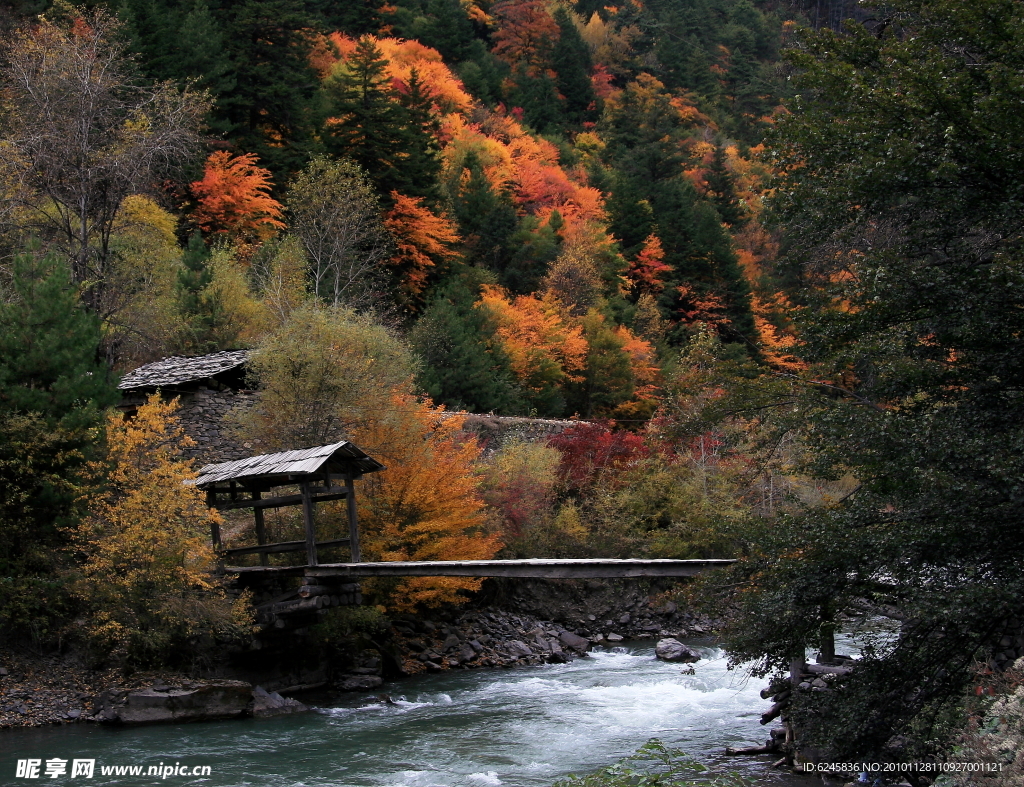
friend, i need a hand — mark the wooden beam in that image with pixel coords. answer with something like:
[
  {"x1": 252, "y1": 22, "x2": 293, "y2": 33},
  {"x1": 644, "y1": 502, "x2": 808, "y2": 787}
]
[
  {"x1": 345, "y1": 476, "x2": 361, "y2": 563},
  {"x1": 301, "y1": 482, "x2": 317, "y2": 567},
  {"x1": 223, "y1": 538, "x2": 351, "y2": 558},
  {"x1": 224, "y1": 558, "x2": 737, "y2": 579},
  {"x1": 213, "y1": 488, "x2": 349, "y2": 512}
]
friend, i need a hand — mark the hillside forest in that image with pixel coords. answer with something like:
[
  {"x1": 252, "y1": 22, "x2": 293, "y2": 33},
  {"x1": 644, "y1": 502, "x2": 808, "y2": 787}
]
[{"x1": 2, "y1": 0, "x2": 1024, "y2": 778}]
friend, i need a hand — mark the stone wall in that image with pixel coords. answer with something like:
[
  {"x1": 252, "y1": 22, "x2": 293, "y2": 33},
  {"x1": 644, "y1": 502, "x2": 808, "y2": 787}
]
[
  {"x1": 174, "y1": 387, "x2": 257, "y2": 465},
  {"x1": 459, "y1": 414, "x2": 581, "y2": 456},
  {"x1": 172, "y1": 393, "x2": 586, "y2": 465}
]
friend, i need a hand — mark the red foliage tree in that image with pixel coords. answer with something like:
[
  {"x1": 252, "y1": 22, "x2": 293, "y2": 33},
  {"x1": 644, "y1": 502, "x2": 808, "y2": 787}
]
[
  {"x1": 491, "y1": 0, "x2": 560, "y2": 76},
  {"x1": 625, "y1": 233, "x2": 672, "y2": 294},
  {"x1": 547, "y1": 422, "x2": 648, "y2": 494}
]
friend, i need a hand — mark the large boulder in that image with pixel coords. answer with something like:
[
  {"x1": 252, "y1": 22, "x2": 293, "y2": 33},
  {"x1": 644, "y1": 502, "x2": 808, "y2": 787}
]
[
  {"x1": 114, "y1": 681, "x2": 252, "y2": 724},
  {"x1": 335, "y1": 674, "x2": 383, "y2": 692},
  {"x1": 655, "y1": 638, "x2": 700, "y2": 663},
  {"x1": 251, "y1": 686, "x2": 308, "y2": 718},
  {"x1": 558, "y1": 631, "x2": 590, "y2": 654}
]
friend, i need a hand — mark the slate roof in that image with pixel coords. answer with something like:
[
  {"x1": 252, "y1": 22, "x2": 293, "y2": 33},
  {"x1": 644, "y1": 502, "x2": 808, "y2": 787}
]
[
  {"x1": 119, "y1": 350, "x2": 251, "y2": 391},
  {"x1": 195, "y1": 441, "x2": 385, "y2": 488}
]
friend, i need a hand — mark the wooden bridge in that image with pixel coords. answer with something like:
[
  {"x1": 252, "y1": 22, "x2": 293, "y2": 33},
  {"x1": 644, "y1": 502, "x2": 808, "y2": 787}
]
[
  {"x1": 227, "y1": 558, "x2": 736, "y2": 580},
  {"x1": 196, "y1": 444, "x2": 736, "y2": 584}
]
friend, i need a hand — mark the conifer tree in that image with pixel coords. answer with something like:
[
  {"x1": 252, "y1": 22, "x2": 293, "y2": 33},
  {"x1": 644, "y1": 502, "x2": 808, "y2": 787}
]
[
  {"x1": 551, "y1": 6, "x2": 596, "y2": 126},
  {"x1": 420, "y1": 0, "x2": 476, "y2": 63},
  {"x1": 411, "y1": 275, "x2": 521, "y2": 413},
  {"x1": 321, "y1": 37, "x2": 435, "y2": 200},
  {"x1": 0, "y1": 250, "x2": 119, "y2": 629},
  {"x1": 217, "y1": 0, "x2": 319, "y2": 179},
  {"x1": 175, "y1": 233, "x2": 235, "y2": 354},
  {"x1": 0, "y1": 251, "x2": 119, "y2": 430},
  {"x1": 452, "y1": 151, "x2": 518, "y2": 271},
  {"x1": 703, "y1": 145, "x2": 744, "y2": 226}
]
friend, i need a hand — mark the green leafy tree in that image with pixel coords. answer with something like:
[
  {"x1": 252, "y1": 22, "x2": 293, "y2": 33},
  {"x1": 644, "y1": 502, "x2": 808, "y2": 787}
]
[{"x1": 706, "y1": 0, "x2": 1024, "y2": 766}]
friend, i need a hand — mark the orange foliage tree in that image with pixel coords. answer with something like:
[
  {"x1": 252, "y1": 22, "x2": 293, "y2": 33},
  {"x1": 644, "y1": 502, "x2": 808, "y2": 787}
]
[
  {"x1": 384, "y1": 191, "x2": 461, "y2": 311},
  {"x1": 350, "y1": 396, "x2": 501, "y2": 611},
  {"x1": 479, "y1": 285, "x2": 587, "y2": 414},
  {"x1": 190, "y1": 151, "x2": 285, "y2": 242}
]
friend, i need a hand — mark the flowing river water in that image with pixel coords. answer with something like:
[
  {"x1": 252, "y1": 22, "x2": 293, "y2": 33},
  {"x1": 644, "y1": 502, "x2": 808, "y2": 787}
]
[{"x1": 1, "y1": 640, "x2": 818, "y2": 787}]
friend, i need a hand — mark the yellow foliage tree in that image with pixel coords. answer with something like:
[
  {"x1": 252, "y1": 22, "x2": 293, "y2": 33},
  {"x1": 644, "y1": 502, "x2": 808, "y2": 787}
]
[
  {"x1": 74, "y1": 395, "x2": 251, "y2": 666},
  {"x1": 348, "y1": 395, "x2": 501, "y2": 611}
]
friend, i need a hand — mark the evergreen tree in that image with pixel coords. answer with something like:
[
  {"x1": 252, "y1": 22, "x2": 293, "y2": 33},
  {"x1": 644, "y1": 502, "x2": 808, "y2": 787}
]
[
  {"x1": 393, "y1": 68, "x2": 444, "y2": 205},
  {"x1": 320, "y1": 37, "x2": 436, "y2": 200},
  {"x1": 551, "y1": 6, "x2": 596, "y2": 126},
  {"x1": 411, "y1": 274, "x2": 522, "y2": 413},
  {"x1": 451, "y1": 151, "x2": 518, "y2": 271},
  {"x1": 703, "y1": 145, "x2": 744, "y2": 226},
  {"x1": 507, "y1": 66, "x2": 565, "y2": 133},
  {"x1": 175, "y1": 233, "x2": 237, "y2": 353},
  {"x1": 0, "y1": 250, "x2": 119, "y2": 630},
  {"x1": 420, "y1": 0, "x2": 476, "y2": 63},
  {"x1": 0, "y1": 251, "x2": 119, "y2": 430},
  {"x1": 216, "y1": 0, "x2": 319, "y2": 180}
]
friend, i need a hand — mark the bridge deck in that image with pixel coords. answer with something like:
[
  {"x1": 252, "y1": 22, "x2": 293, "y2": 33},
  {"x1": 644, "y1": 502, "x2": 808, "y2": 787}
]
[{"x1": 226, "y1": 558, "x2": 735, "y2": 580}]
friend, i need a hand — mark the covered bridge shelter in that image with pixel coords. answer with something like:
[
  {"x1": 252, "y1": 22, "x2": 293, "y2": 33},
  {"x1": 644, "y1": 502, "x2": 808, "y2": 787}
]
[{"x1": 195, "y1": 442, "x2": 385, "y2": 569}]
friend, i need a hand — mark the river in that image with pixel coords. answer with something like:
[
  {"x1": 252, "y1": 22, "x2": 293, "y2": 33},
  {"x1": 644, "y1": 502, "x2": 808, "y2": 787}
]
[{"x1": 1, "y1": 640, "x2": 815, "y2": 787}]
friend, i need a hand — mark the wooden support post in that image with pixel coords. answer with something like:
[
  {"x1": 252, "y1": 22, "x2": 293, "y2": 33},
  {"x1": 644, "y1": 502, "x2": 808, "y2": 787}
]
[
  {"x1": 206, "y1": 489, "x2": 222, "y2": 552},
  {"x1": 301, "y1": 482, "x2": 318, "y2": 567},
  {"x1": 252, "y1": 490, "x2": 268, "y2": 567},
  {"x1": 789, "y1": 656, "x2": 806, "y2": 686},
  {"x1": 345, "y1": 476, "x2": 361, "y2": 563}
]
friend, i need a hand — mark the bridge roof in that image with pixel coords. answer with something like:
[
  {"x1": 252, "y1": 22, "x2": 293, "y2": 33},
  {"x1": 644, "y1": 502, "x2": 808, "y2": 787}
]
[{"x1": 195, "y1": 441, "x2": 385, "y2": 489}]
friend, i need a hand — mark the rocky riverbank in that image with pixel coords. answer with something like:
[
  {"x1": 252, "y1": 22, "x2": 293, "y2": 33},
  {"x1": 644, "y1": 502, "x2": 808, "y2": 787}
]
[{"x1": 2, "y1": 578, "x2": 714, "y2": 729}]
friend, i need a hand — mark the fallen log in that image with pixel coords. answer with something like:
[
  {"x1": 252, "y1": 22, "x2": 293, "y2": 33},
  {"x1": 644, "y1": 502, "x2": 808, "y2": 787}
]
[
  {"x1": 760, "y1": 700, "x2": 785, "y2": 725},
  {"x1": 805, "y1": 663, "x2": 852, "y2": 676},
  {"x1": 726, "y1": 742, "x2": 778, "y2": 756}
]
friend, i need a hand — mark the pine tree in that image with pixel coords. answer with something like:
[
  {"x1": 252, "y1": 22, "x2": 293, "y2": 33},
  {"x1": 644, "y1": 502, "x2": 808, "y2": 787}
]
[
  {"x1": 320, "y1": 37, "x2": 425, "y2": 199},
  {"x1": 411, "y1": 275, "x2": 521, "y2": 413},
  {"x1": 551, "y1": 6, "x2": 596, "y2": 126},
  {"x1": 452, "y1": 151, "x2": 518, "y2": 271},
  {"x1": 421, "y1": 0, "x2": 476, "y2": 63},
  {"x1": 175, "y1": 233, "x2": 235, "y2": 354},
  {"x1": 0, "y1": 250, "x2": 119, "y2": 628},
  {"x1": 0, "y1": 251, "x2": 119, "y2": 430},
  {"x1": 216, "y1": 0, "x2": 319, "y2": 180},
  {"x1": 703, "y1": 145, "x2": 744, "y2": 226}
]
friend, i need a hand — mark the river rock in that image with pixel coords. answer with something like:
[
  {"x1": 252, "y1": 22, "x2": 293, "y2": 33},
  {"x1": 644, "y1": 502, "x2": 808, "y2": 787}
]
[
  {"x1": 442, "y1": 633, "x2": 462, "y2": 652},
  {"x1": 606, "y1": 633, "x2": 624, "y2": 642},
  {"x1": 335, "y1": 675, "x2": 384, "y2": 692},
  {"x1": 558, "y1": 631, "x2": 590, "y2": 654},
  {"x1": 506, "y1": 640, "x2": 533, "y2": 658},
  {"x1": 114, "y1": 681, "x2": 253, "y2": 724},
  {"x1": 251, "y1": 686, "x2": 308, "y2": 718},
  {"x1": 654, "y1": 638, "x2": 700, "y2": 663}
]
